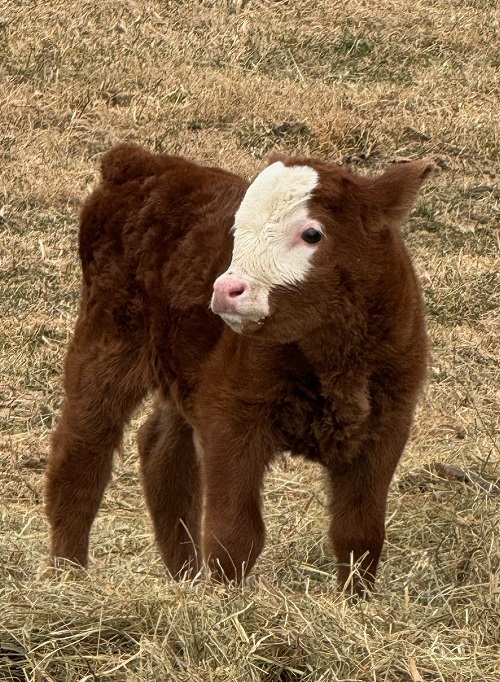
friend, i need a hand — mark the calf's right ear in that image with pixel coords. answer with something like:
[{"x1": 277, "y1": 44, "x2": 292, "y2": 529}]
[{"x1": 366, "y1": 160, "x2": 435, "y2": 226}]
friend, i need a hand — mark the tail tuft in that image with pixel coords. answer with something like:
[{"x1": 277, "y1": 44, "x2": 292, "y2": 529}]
[{"x1": 100, "y1": 143, "x2": 164, "y2": 185}]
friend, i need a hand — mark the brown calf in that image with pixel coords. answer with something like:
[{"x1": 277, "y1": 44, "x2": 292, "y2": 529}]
[{"x1": 45, "y1": 143, "x2": 433, "y2": 594}]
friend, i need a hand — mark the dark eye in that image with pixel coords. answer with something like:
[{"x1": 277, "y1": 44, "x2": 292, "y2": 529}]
[{"x1": 301, "y1": 227, "x2": 323, "y2": 245}]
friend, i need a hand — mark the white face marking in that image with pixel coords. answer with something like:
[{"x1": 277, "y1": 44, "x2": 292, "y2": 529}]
[{"x1": 212, "y1": 162, "x2": 320, "y2": 330}]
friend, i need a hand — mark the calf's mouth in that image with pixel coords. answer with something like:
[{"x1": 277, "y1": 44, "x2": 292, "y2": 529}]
[{"x1": 217, "y1": 312, "x2": 267, "y2": 335}]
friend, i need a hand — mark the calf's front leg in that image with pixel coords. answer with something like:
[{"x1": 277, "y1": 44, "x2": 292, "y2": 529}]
[
  {"x1": 327, "y1": 422, "x2": 411, "y2": 596},
  {"x1": 199, "y1": 422, "x2": 274, "y2": 582}
]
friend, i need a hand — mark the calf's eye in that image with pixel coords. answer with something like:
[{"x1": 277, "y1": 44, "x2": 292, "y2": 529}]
[{"x1": 301, "y1": 227, "x2": 324, "y2": 245}]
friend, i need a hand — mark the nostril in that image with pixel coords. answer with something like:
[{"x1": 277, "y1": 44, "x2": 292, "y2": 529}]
[
  {"x1": 212, "y1": 277, "x2": 248, "y2": 309},
  {"x1": 228, "y1": 285, "x2": 245, "y2": 299}
]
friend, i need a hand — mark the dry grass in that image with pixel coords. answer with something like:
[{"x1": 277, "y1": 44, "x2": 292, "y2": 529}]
[{"x1": 1, "y1": 1, "x2": 499, "y2": 680}]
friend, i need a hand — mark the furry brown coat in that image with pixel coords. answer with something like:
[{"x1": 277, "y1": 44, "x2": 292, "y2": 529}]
[{"x1": 45, "y1": 143, "x2": 432, "y2": 594}]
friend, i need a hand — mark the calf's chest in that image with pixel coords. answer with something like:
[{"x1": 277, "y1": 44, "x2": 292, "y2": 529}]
[{"x1": 266, "y1": 365, "x2": 370, "y2": 466}]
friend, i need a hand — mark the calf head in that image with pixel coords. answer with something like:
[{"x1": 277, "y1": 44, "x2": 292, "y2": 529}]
[{"x1": 211, "y1": 156, "x2": 434, "y2": 340}]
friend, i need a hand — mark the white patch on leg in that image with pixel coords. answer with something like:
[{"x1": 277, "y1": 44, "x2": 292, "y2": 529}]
[
  {"x1": 216, "y1": 162, "x2": 320, "y2": 326},
  {"x1": 192, "y1": 429, "x2": 203, "y2": 463}
]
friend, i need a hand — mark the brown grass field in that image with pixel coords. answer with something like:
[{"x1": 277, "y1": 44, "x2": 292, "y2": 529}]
[{"x1": 1, "y1": 1, "x2": 499, "y2": 680}]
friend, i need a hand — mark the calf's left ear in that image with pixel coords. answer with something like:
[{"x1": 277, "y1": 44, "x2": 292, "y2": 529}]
[{"x1": 367, "y1": 160, "x2": 435, "y2": 226}]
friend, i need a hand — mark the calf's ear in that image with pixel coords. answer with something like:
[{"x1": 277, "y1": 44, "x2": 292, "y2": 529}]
[{"x1": 366, "y1": 160, "x2": 435, "y2": 226}]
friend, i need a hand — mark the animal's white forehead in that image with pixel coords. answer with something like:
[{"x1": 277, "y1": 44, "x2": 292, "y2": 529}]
[{"x1": 233, "y1": 161, "x2": 319, "y2": 236}]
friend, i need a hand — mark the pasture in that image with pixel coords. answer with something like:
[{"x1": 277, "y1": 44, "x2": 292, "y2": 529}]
[{"x1": 0, "y1": 1, "x2": 498, "y2": 680}]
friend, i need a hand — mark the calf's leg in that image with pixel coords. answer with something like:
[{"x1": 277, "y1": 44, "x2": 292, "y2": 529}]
[
  {"x1": 327, "y1": 423, "x2": 410, "y2": 596},
  {"x1": 199, "y1": 421, "x2": 274, "y2": 583},
  {"x1": 45, "y1": 329, "x2": 145, "y2": 566},
  {"x1": 138, "y1": 401, "x2": 201, "y2": 578}
]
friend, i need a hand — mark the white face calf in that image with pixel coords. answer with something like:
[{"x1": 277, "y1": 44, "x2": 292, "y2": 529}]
[{"x1": 211, "y1": 161, "x2": 322, "y2": 334}]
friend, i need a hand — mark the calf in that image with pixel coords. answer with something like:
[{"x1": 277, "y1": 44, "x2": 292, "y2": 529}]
[{"x1": 45, "y1": 143, "x2": 433, "y2": 594}]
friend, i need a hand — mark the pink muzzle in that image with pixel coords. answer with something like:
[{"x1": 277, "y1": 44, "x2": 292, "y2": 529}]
[{"x1": 211, "y1": 275, "x2": 248, "y2": 315}]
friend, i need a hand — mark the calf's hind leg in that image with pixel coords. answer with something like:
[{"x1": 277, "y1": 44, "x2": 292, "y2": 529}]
[
  {"x1": 138, "y1": 402, "x2": 202, "y2": 578},
  {"x1": 45, "y1": 330, "x2": 145, "y2": 567}
]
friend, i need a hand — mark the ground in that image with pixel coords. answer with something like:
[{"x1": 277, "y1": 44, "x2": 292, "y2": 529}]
[{"x1": 0, "y1": 1, "x2": 499, "y2": 680}]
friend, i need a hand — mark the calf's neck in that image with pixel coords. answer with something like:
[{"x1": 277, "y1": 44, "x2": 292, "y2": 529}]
[{"x1": 45, "y1": 143, "x2": 433, "y2": 594}]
